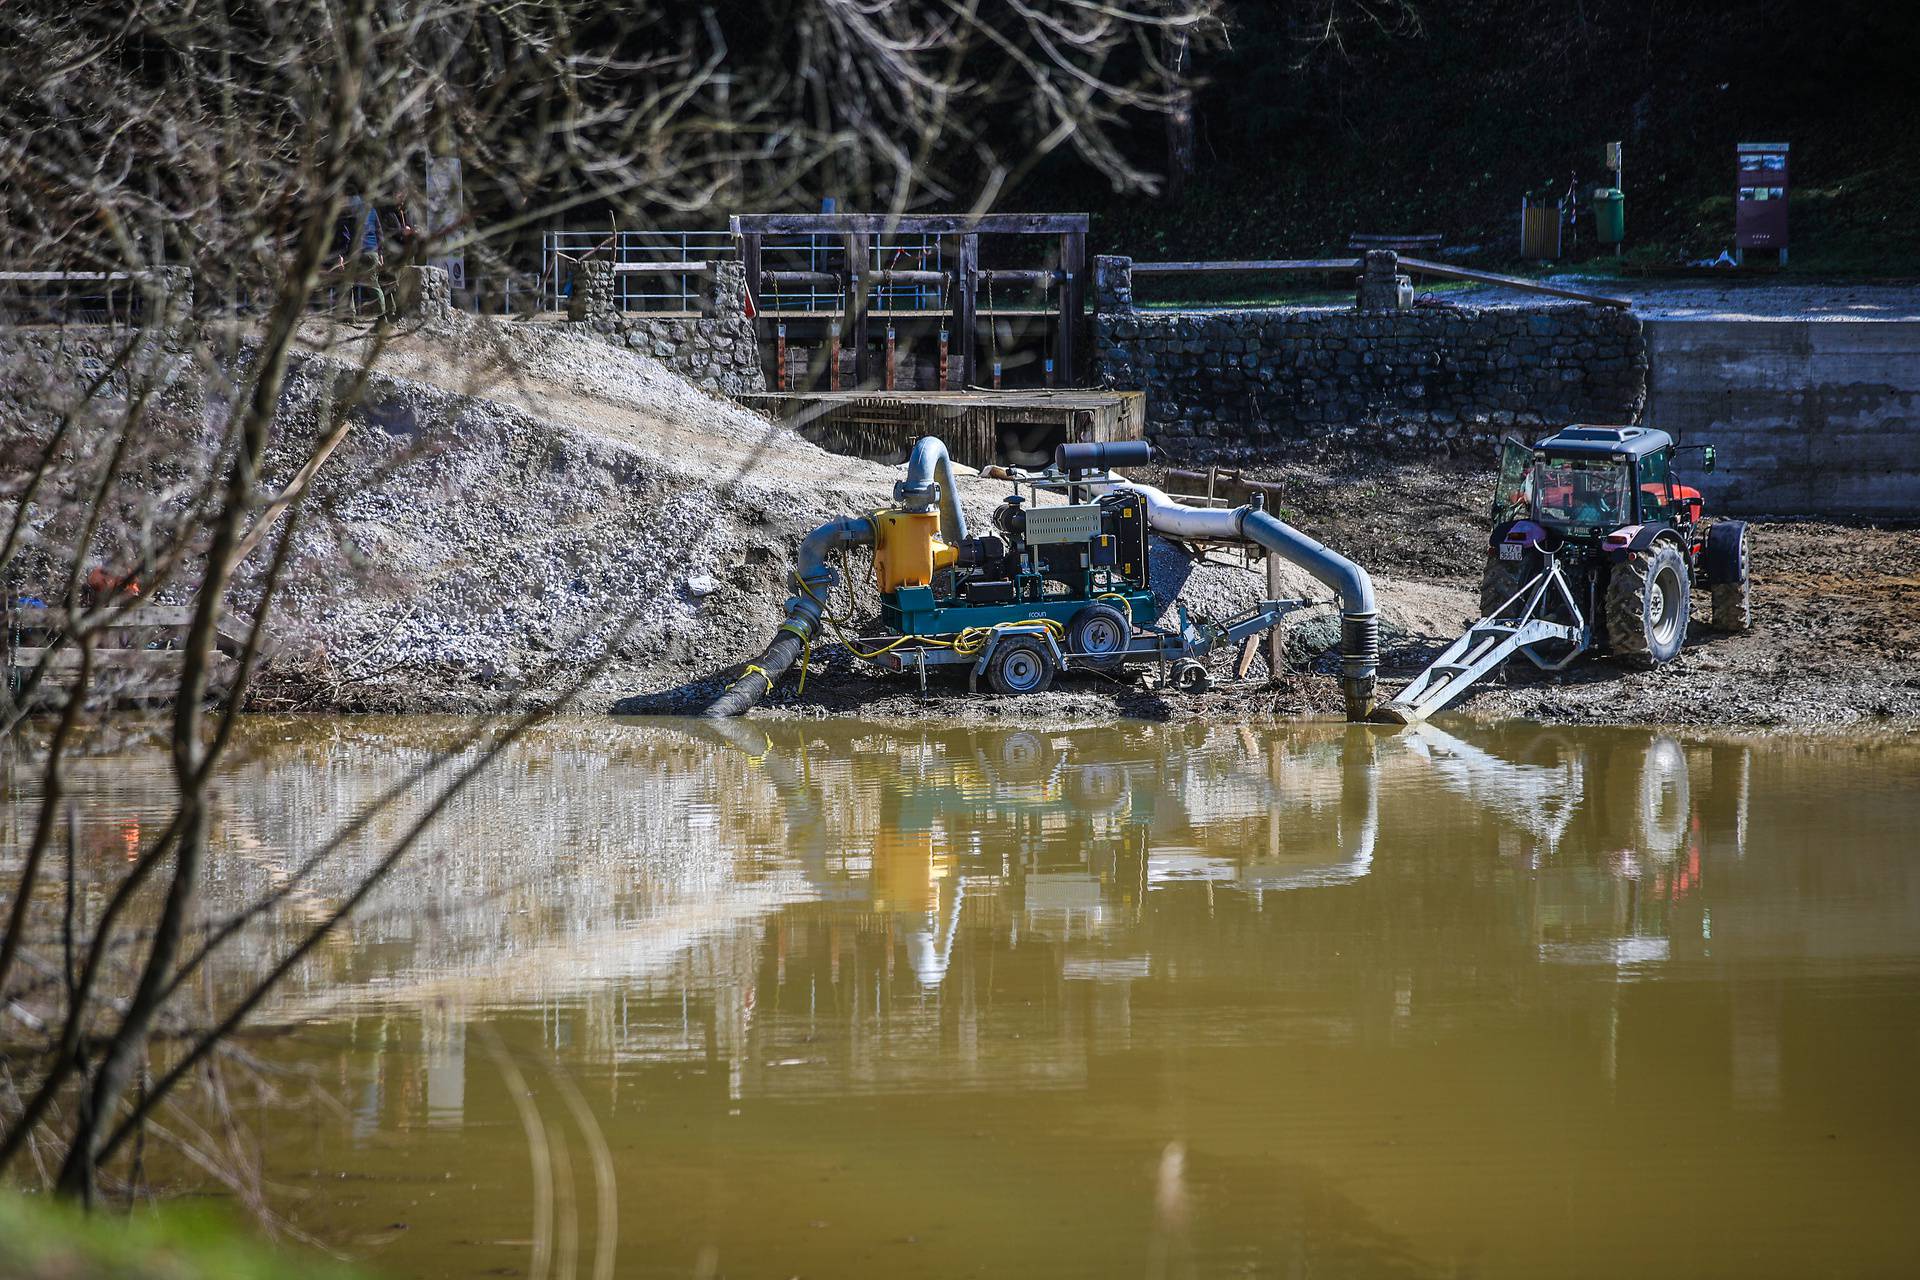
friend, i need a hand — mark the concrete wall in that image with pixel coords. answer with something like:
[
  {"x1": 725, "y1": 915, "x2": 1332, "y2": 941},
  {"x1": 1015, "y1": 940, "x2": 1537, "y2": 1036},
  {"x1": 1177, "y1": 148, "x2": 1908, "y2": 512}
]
[
  {"x1": 1092, "y1": 256, "x2": 1646, "y2": 461},
  {"x1": 1644, "y1": 320, "x2": 1920, "y2": 517}
]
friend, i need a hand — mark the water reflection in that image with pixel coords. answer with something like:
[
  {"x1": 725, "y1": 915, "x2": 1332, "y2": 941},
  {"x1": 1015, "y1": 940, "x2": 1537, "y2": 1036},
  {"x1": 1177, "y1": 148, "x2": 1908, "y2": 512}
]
[{"x1": 11, "y1": 717, "x2": 1920, "y2": 1277}]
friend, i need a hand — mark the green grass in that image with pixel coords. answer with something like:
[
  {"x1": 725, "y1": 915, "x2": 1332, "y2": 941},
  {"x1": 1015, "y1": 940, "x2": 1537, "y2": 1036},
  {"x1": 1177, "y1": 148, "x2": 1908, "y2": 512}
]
[{"x1": 0, "y1": 1194, "x2": 366, "y2": 1280}]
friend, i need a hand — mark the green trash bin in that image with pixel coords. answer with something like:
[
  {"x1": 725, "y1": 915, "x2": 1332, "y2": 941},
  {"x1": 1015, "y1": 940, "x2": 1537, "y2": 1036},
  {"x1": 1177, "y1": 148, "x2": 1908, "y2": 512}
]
[{"x1": 1592, "y1": 187, "x2": 1626, "y2": 245}]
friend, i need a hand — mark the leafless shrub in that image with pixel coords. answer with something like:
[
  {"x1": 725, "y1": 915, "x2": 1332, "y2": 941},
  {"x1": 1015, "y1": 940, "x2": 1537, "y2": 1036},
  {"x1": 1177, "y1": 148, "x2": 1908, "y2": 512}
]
[{"x1": 0, "y1": 0, "x2": 1215, "y2": 1212}]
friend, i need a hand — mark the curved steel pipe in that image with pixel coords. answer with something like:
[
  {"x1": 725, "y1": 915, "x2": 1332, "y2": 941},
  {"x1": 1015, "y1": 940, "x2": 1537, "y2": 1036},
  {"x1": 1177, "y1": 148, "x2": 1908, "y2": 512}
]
[
  {"x1": 1092, "y1": 479, "x2": 1379, "y2": 719},
  {"x1": 895, "y1": 437, "x2": 969, "y2": 544}
]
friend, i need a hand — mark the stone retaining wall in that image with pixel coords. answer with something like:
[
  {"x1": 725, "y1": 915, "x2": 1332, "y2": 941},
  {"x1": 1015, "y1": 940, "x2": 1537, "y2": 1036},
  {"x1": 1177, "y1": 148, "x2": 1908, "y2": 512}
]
[
  {"x1": 1091, "y1": 255, "x2": 1647, "y2": 461},
  {"x1": 568, "y1": 259, "x2": 764, "y2": 396}
]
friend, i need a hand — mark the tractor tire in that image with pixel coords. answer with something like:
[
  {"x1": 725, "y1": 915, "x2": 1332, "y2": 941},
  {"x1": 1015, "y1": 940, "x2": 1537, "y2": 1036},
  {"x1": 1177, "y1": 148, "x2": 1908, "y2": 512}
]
[
  {"x1": 1067, "y1": 602, "x2": 1132, "y2": 672},
  {"x1": 985, "y1": 635, "x2": 1057, "y2": 696},
  {"x1": 1480, "y1": 556, "x2": 1526, "y2": 616},
  {"x1": 1711, "y1": 582, "x2": 1752, "y2": 634},
  {"x1": 1606, "y1": 542, "x2": 1690, "y2": 666},
  {"x1": 1705, "y1": 521, "x2": 1753, "y2": 633}
]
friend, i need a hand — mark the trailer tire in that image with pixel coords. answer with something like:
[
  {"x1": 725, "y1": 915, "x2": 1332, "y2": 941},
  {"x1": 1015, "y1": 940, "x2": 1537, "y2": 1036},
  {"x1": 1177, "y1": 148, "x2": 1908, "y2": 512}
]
[
  {"x1": 1606, "y1": 543, "x2": 1690, "y2": 665},
  {"x1": 1480, "y1": 556, "x2": 1526, "y2": 616},
  {"x1": 1067, "y1": 602, "x2": 1132, "y2": 672},
  {"x1": 985, "y1": 636, "x2": 1057, "y2": 696},
  {"x1": 1170, "y1": 659, "x2": 1211, "y2": 693}
]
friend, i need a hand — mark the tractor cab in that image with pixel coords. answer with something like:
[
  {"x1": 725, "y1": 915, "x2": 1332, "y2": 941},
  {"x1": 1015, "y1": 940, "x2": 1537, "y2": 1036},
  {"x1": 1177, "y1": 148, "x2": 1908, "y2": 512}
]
[{"x1": 1494, "y1": 425, "x2": 1711, "y2": 541}]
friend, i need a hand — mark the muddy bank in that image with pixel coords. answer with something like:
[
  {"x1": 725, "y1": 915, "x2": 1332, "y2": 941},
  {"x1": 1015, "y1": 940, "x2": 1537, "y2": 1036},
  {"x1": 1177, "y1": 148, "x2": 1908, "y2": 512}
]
[
  {"x1": 618, "y1": 451, "x2": 1920, "y2": 730},
  {"x1": 119, "y1": 319, "x2": 1909, "y2": 730}
]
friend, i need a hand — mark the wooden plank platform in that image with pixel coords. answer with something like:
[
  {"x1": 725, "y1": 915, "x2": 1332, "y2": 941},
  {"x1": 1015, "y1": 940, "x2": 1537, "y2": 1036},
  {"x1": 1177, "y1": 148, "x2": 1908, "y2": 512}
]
[
  {"x1": 738, "y1": 388, "x2": 1145, "y2": 469},
  {"x1": 6, "y1": 602, "x2": 259, "y2": 702}
]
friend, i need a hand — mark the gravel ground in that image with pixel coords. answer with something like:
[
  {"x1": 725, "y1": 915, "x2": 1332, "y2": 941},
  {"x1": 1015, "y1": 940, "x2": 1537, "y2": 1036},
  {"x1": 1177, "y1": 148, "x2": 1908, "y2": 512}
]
[{"x1": 230, "y1": 318, "x2": 1920, "y2": 730}]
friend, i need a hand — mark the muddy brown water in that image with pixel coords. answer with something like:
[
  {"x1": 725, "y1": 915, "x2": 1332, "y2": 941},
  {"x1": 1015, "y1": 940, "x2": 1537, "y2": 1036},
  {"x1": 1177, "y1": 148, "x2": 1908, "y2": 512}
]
[{"x1": 17, "y1": 716, "x2": 1920, "y2": 1277}]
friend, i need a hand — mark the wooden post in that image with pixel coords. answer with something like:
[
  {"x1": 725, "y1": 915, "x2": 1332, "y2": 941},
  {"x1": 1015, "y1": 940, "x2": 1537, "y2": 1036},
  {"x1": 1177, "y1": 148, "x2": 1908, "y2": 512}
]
[
  {"x1": 828, "y1": 326, "x2": 841, "y2": 391},
  {"x1": 1235, "y1": 633, "x2": 1262, "y2": 680},
  {"x1": 848, "y1": 232, "x2": 872, "y2": 388},
  {"x1": 938, "y1": 324, "x2": 950, "y2": 390},
  {"x1": 1056, "y1": 229, "x2": 1084, "y2": 387},
  {"x1": 1266, "y1": 552, "x2": 1288, "y2": 681},
  {"x1": 956, "y1": 234, "x2": 978, "y2": 390}
]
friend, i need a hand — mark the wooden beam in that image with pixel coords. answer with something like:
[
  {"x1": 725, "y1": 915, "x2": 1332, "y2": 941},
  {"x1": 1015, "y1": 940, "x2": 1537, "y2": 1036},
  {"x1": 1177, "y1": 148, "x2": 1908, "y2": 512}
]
[
  {"x1": 1057, "y1": 229, "x2": 1085, "y2": 387},
  {"x1": 9, "y1": 647, "x2": 238, "y2": 677},
  {"x1": 1130, "y1": 258, "x2": 1361, "y2": 274},
  {"x1": 0, "y1": 271, "x2": 137, "y2": 282},
  {"x1": 1396, "y1": 256, "x2": 1632, "y2": 308},
  {"x1": 731, "y1": 213, "x2": 1089, "y2": 236},
  {"x1": 955, "y1": 235, "x2": 978, "y2": 389},
  {"x1": 13, "y1": 606, "x2": 260, "y2": 652},
  {"x1": 848, "y1": 232, "x2": 872, "y2": 388}
]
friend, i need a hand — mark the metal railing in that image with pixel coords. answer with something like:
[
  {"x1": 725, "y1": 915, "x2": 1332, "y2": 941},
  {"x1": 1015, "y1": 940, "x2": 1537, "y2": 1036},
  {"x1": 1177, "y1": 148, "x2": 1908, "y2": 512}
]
[
  {"x1": 0, "y1": 270, "x2": 145, "y2": 327},
  {"x1": 540, "y1": 229, "x2": 947, "y2": 314}
]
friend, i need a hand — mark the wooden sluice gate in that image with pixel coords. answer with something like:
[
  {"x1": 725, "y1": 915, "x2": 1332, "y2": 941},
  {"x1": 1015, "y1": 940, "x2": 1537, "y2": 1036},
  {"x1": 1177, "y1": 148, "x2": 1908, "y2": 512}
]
[{"x1": 737, "y1": 388, "x2": 1145, "y2": 469}]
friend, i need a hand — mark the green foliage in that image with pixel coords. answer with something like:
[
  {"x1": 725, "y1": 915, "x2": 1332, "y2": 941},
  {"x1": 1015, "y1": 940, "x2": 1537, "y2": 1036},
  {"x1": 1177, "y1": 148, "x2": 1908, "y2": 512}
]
[{"x1": 0, "y1": 1195, "x2": 365, "y2": 1280}]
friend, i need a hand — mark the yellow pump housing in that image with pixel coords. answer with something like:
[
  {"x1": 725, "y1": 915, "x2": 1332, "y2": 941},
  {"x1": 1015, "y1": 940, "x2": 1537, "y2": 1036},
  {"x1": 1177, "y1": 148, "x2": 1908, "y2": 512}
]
[{"x1": 873, "y1": 509, "x2": 957, "y2": 594}]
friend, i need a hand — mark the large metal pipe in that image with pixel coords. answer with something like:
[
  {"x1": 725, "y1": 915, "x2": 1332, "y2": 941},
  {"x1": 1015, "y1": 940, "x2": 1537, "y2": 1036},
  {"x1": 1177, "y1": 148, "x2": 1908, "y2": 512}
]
[
  {"x1": 702, "y1": 514, "x2": 874, "y2": 717},
  {"x1": 895, "y1": 436, "x2": 969, "y2": 544},
  {"x1": 1090, "y1": 478, "x2": 1379, "y2": 719}
]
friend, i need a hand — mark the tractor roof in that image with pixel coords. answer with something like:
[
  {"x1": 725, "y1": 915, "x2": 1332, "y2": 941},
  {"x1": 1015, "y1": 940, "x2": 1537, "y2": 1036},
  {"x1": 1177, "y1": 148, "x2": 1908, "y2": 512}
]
[{"x1": 1535, "y1": 425, "x2": 1673, "y2": 459}]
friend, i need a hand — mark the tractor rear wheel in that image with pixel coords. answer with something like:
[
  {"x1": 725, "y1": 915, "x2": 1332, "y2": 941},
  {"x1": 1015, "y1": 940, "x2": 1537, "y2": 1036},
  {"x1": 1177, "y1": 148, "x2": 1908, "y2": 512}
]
[
  {"x1": 1067, "y1": 602, "x2": 1132, "y2": 672},
  {"x1": 1480, "y1": 556, "x2": 1525, "y2": 616},
  {"x1": 1705, "y1": 521, "x2": 1753, "y2": 633},
  {"x1": 1606, "y1": 543, "x2": 1691, "y2": 665},
  {"x1": 985, "y1": 636, "x2": 1057, "y2": 696}
]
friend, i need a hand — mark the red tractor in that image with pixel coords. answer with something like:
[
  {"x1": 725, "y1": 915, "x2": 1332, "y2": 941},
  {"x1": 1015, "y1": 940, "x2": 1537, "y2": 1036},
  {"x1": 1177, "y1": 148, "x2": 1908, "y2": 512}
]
[
  {"x1": 1379, "y1": 425, "x2": 1751, "y2": 723},
  {"x1": 1481, "y1": 425, "x2": 1751, "y2": 663}
]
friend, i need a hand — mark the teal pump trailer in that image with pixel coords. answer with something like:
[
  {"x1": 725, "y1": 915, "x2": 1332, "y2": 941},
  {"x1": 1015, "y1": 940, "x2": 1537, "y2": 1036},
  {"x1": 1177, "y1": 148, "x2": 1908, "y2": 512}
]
[{"x1": 702, "y1": 437, "x2": 1379, "y2": 720}]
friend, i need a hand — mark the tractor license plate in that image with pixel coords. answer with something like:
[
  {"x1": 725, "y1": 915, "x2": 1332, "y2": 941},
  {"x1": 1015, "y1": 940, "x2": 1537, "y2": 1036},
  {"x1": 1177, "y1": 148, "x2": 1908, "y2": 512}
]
[{"x1": 1498, "y1": 543, "x2": 1524, "y2": 561}]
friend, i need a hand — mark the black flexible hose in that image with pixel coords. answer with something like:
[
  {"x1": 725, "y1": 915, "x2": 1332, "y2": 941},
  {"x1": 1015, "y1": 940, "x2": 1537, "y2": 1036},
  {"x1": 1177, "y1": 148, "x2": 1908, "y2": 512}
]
[{"x1": 701, "y1": 626, "x2": 808, "y2": 718}]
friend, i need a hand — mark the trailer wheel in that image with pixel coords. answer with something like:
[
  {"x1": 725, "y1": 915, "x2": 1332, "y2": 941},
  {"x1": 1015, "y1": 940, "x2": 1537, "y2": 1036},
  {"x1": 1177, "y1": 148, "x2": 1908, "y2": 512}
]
[
  {"x1": 1480, "y1": 556, "x2": 1526, "y2": 616},
  {"x1": 1170, "y1": 659, "x2": 1211, "y2": 693},
  {"x1": 1606, "y1": 543, "x2": 1690, "y2": 665},
  {"x1": 985, "y1": 636, "x2": 1057, "y2": 696},
  {"x1": 1705, "y1": 521, "x2": 1753, "y2": 633},
  {"x1": 1067, "y1": 602, "x2": 1132, "y2": 672}
]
